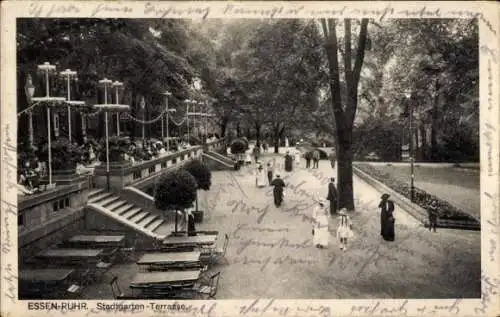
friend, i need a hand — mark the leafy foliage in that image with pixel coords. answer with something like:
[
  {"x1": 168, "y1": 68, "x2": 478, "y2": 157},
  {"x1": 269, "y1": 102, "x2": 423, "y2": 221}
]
[
  {"x1": 183, "y1": 159, "x2": 212, "y2": 191},
  {"x1": 230, "y1": 139, "x2": 247, "y2": 154},
  {"x1": 98, "y1": 136, "x2": 130, "y2": 162},
  {"x1": 155, "y1": 169, "x2": 197, "y2": 211},
  {"x1": 41, "y1": 137, "x2": 83, "y2": 170}
]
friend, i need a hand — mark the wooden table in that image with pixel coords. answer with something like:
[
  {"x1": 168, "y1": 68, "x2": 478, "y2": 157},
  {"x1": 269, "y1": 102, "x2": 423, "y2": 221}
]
[
  {"x1": 137, "y1": 251, "x2": 201, "y2": 265},
  {"x1": 20, "y1": 268, "x2": 75, "y2": 283},
  {"x1": 130, "y1": 270, "x2": 201, "y2": 288},
  {"x1": 36, "y1": 248, "x2": 104, "y2": 263},
  {"x1": 162, "y1": 235, "x2": 217, "y2": 247},
  {"x1": 68, "y1": 235, "x2": 125, "y2": 245}
]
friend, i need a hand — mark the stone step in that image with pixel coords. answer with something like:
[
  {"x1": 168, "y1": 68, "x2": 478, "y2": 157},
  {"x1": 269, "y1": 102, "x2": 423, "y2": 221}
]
[
  {"x1": 114, "y1": 204, "x2": 134, "y2": 215},
  {"x1": 88, "y1": 188, "x2": 105, "y2": 199},
  {"x1": 122, "y1": 207, "x2": 143, "y2": 220},
  {"x1": 106, "y1": 200, "x2": 128, "y2": 211},
  {"x1": 100, "y1": 196, "x2": 121, "y2": 208},
  {"x1": 88, "y1": 192, "x2": 112, "y2": 203},
  {"x1": 149, "y1": 219, "x2": 166, "y2": 233},
  {"x1": 129, "y1": 210, "x2": 150, "y2": 224},
  {"x1": 137, "y1": 214, "x2": 159, "y2": 229}
]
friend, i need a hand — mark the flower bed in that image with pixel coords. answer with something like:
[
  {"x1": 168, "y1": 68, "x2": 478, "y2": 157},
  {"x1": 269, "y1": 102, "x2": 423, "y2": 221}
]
[{"x1": 355, "y1": 163, "x2": 479, "y2": 224}]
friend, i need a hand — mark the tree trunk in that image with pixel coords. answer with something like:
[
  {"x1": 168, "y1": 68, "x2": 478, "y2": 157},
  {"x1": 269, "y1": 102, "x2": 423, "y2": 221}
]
[
  {"x1": 255, "y1": 123, "x2": 261, "y2": 145},
  {"x1": 175, "y1": 210, "x2": 178, "y2": 232},
  {"x1": 430, "y1": 80, "x2": 440, "y2": 160},
  {"x1": 336, "y1": 127, "x2": 354, "y2": 210},
  {"x1": 236, "y1": 122, "x2": 241, "y2": 137},
  {"x1": 195, "y1": 191, "x2": 199, "y2": 211},
  {"x1": 414, "y1": 124, "x2": 419, "y2": 161}
]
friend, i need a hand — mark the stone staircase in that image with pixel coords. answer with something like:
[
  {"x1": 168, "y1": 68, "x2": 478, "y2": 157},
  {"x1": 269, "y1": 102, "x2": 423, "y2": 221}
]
[
  {"x1": 86, "y1": 188, "x2": 170, "y2": 239},
  {"x1": 202, "y1": 151, "x2": 236, "y2": 170}
]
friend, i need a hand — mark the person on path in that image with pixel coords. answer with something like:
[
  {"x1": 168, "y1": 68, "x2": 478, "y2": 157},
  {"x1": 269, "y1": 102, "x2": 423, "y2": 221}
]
[
  {"x1": 284, "y1": 151, "x2": 293, "y2": 172},
  {"x1": 326, "y1": 177, "x2": 338, "y2": 216},
  {"x1": 328, "y1": 150, "x2": 336, "y2": 169},
  {"x1": 312, "y1": 149, "x2": 320, "y2": 168},
  {"x1": 378, "y1": 193, "x2": 395, "y2": 241},
  {"x1": 312, "y1": 198, "x2": 329, "y2": 248},
  {"x1": 255, "y1": 162, "x2": 267, "y2": 188},
  {"x1": 271, "y1": 174, "x2": 286, "y2": 207},
  {"x1": 186, "y1": 209, "x2": 197, "y2": 236},
  {"x1": 252, "y1": 144, "x2": 261, "y2": 163},
  {"x1": 294, "y1": 147, "x2": 301, "y2": 169},
  {"x1": 336, "y1": 208, "x2": 353, "y2": 251},
  {"x1": 305, "y1": 151, "x2": 312, "y2": 169},
  {"x1": 266, "y1": 162, "x2": 274, "y2": 186},
  {"x1": 427, "y1": 200, "x2": 439, "y2": 232}
]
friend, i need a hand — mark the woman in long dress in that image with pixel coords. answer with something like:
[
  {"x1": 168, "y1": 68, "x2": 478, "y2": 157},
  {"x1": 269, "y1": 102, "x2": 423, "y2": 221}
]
[
  {"x1": 294, "y1": 148, "x2": 301, "y2": 168},
  {"x1": 378, "y1": 193, "x2": 395, "y2": 241},
  {"x1": 284, "y1": 152, "x2": 293, "y2": 172},
  {"x1": 255, "y1": 163, "x2": 267, "y2": 187},
  {"x1": 312, "y1": 199, "x2": 329, "y2": 248}
]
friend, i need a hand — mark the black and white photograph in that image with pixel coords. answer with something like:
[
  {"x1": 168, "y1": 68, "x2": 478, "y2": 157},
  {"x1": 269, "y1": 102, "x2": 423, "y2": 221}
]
[{"x1": 1, "y1": 1, "x2": 499, "y2": 317}]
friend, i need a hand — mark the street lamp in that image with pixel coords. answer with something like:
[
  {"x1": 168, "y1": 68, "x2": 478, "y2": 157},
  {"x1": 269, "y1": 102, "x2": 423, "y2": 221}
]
[
  {"x1": 33, "y1": 62, "x2": 66, "y2": 187},
  {"x1": 184, "y1": 99, "x2": 194, "y2": 145},
  {"x1": 98, "y1": 78, "x2": 112, "y2": 190},
  {"x1": 140, "y1": 96, "x2": 146, "y2": 140},
  {"x1": 404, "y1": 91, "x2": 415, "y2": 202},
  {"x1": 112, "y1": 81, "x2": 124, "y2": 136},
  {"x1": 60, "y1": 69, "x2": 78, "y2": 143},
  {"x1": 24, "y1": 74, "x2": 36, "y2": 149},
  {"x1": 162, "y1": 91, "x2": 175, "y2": 152}
]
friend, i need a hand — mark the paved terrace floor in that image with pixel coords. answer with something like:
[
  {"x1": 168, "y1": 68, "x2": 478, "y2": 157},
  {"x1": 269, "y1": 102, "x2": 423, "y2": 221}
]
[{"x1": 83, "y1": 147, "x2": 481, "y2": 299}]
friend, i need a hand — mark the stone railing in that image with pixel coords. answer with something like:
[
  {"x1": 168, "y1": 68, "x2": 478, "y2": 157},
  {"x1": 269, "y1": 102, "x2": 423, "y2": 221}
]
[
  {"x1": 18, "y1": 180, "x2": 90, "y2": 262},
  {"x1": 93, "y1": 146, "x2": 204, "y2": 192},
  {"x1": 205, "y1": 138, "x2": 226, "y2": 152}
]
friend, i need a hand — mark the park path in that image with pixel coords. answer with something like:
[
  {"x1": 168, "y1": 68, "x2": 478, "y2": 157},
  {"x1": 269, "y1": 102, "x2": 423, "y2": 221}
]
[{"x1": 196, "y1": 147, "x2": 481, "y2": 299}]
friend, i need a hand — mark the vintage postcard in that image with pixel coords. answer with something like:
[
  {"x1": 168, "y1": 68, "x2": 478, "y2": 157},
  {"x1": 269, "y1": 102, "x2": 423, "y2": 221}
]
[{"x1": 1, "y1": 1, "x2": 499, "y2": 317}]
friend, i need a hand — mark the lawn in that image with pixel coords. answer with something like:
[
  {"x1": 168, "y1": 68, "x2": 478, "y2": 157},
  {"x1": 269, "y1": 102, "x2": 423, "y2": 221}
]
[{"x1": 355, "y1": 163, "x2": 480, "y2": 219}]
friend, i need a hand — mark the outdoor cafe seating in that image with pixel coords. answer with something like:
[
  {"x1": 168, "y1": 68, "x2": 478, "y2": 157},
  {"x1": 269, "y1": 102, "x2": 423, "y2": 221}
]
[
  {"x1": 110, "y1": 271, "x2": 221, "y2": 299},
  {"x1": 137, "y1": 251, "x2": 207, "y2": 272}
]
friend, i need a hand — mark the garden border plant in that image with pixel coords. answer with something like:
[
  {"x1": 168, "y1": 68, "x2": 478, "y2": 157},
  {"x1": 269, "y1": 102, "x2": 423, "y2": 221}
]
[{"x1": 355, "y1": 163, "x2": 480, "y2": 228}]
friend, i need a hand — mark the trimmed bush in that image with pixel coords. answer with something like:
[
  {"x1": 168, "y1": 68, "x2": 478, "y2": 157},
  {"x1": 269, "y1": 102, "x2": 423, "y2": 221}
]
[{"x1": 230, "y1": 139, "x2": 247, "y2": 155}]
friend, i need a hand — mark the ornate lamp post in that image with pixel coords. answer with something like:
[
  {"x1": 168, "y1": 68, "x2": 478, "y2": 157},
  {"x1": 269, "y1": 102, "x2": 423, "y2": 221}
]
[
  {"x1": 184, "y1": 99, "x2": 194, "y2": 145},
  {"x1": 162, "y1": 91, "x2": 175, "y2": 152},
  {"x1": 32, "y1": 62, "x2": 66, "y2": 187},
  {"x1": 404, "y1": 91, "x2": 415, "y2": 202},
  {"x1": 112, "y1": 81, "x2": 124, "y2": 136},
  {"x1": 140, "y1": 96, "x2": 146, "y2": 140},
  {"x1": 59, "y1": 69, "x2": 79, "y2": 143},
  {"x1": 95, "y1": 79, "x2": 130, "y2": 191},
  {"x1": 24, "y1": 74, "x2": 36, "y2": 149}
]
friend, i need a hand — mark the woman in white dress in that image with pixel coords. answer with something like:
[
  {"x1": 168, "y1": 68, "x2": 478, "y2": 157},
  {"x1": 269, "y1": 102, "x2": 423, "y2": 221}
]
[
  {"x1": 294, "y1": 148, "x2": 301, "y2": 168},
  {"x1": 255, "y1": 163, "x2": 267, "y2": 187},
  {"x1": 312, "y1": 199, "x2": 329, "y2": 248},
  {"x1": 336, "y1": 208, "x2": 354, "y2": 251}
]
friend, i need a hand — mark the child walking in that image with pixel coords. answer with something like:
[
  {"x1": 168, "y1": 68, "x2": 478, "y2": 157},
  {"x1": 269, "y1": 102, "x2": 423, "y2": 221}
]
[{"x1": 336, "y1": 208, "x2": 353, "y2": 251}]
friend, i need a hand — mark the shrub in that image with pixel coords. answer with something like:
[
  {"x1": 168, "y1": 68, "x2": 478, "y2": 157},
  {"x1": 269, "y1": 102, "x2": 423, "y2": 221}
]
[
  {"x1": 183, "y1": 159, "x2": 212, "y2": 213},
  {"x1": 230, "y1": 139, "x2": 247, "y2": 154},
  {"x1": 99, "y1": 136, "x2": 130, "y2": 162},
  {"x1": 41, "y1": 137, "x2": 83, "y2": 170},
  {"x1": 155, "y1": 169, "x2": 197, "y2": 211}
]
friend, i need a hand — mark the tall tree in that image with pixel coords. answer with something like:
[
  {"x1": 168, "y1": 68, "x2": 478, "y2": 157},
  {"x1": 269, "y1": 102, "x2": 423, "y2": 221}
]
[{"x1": 320, "y1": 18, "x2": 369, "y2": 211}]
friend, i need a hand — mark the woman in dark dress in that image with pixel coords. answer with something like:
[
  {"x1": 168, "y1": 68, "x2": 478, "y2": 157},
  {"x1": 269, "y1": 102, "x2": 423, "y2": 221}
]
[
  {"x1": 271, "y1": 174, "x2": 286, "y2": 207},
  {"x1": 284, "y1": 152, "x2": 293, "y2": 172},
  {"x1": 378, "y1": 193, "x2": 395, "y2": 241},
  {"x1": 187, "y1": 210, "x2": 197, "y2": 236}
]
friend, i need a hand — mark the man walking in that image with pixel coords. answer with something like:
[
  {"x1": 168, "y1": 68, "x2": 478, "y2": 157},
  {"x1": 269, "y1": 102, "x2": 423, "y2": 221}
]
[
  {"x1": 326, "y1": 177, "x2": 338, "y2": 216},
  {"x1": 328, "y1": 150, "x2": 336, "y2": 169},
  {"x1": 312, "y1": 149, "x2": 320, "y2": 169}
]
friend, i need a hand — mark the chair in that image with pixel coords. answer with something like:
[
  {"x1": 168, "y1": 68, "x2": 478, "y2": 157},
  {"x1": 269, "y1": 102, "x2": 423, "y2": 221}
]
[
  {"x1": 202, "y1": 234, "x2": 229, "y2": 265},
  {"x1": 192, "y1": 272, "x2": 220, "y2": 299},
  {"x1": 110, "y1": 276, "x2": 125, "y2": 299}
]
